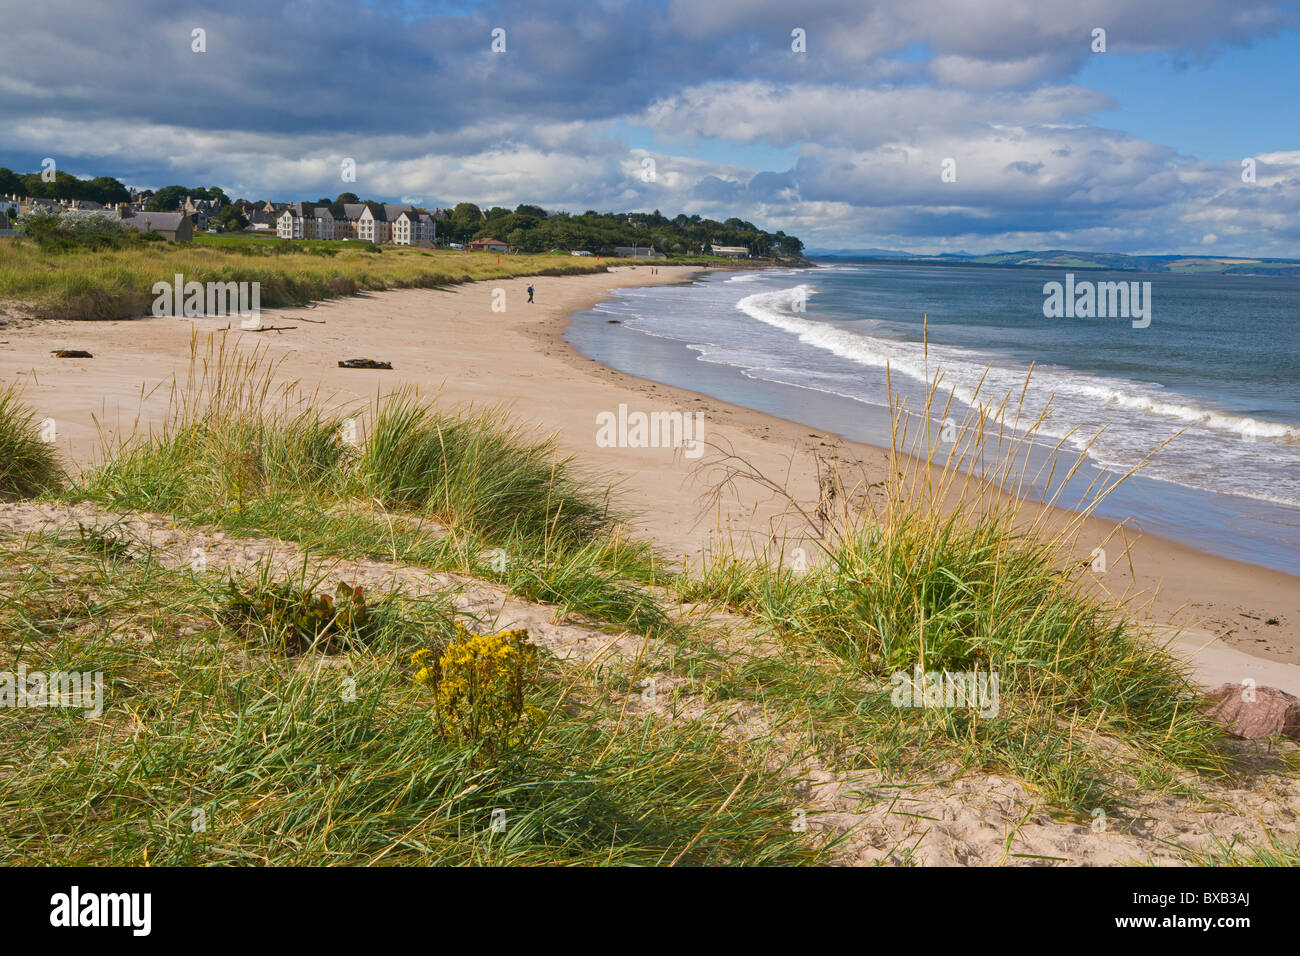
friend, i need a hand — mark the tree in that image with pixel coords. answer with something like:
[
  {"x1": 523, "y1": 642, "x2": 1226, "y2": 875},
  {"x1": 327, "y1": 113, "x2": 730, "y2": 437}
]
[
  {"x1": 451, "y1": 202, "x2": 482, "y2": 222},
  {"x1": 214, "y1": 205, "x2": 249, "y2": 232},
  {"x1": 146, "y1": 184, "x2": 227, "y2": 211},
  {"x1": 146, "y1": 186, "x2": 189, "y2": 211},
  {"x1": 87, "y1": 176, "x2": 130, "y2": 204},
  {"x1": 336, "y1": 192, "x2": 360, "y2": 204}
]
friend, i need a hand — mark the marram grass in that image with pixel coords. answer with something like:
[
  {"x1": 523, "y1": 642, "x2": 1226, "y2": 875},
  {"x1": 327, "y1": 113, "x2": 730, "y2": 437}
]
[
  {"x1": 0, "y1": 329, "x2": 1272, "y2": 862},
  {"x1": 0, "y1": 537, "x2": 817, "y2": 865},
  {"x1": 0, "y1": 235, "x2": 632, "y2": 320},
  {"x1": 0, "y1": 386, "x2": 64, "y2": 499},
  {"x1": 678, "y1": 356, "x2": 1233, "y2": 810}
]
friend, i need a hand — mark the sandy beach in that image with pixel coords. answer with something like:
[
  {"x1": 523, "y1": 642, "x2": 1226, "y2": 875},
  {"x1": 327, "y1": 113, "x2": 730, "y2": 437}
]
[{"x1": 3, "y1": 263, "x2": 1298, "y2": 691}]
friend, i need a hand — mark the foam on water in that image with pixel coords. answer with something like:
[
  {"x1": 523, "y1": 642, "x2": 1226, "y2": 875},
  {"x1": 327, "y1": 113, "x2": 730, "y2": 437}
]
[{"x1": 732, "y1": 284, "x2": 1300, "y2": 509}]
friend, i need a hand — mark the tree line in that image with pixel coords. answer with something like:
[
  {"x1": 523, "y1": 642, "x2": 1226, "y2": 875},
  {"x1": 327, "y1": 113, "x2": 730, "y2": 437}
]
[
  {"x1": 438, "y1": 203, "x2": 804, "y2": 257},
  {"x1": 0, "y1": 168, "x2": 805, "y2": 257}
]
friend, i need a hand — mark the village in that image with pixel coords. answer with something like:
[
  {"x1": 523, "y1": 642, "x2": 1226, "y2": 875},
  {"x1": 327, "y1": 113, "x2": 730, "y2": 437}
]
[{"x1": 0, "y1": 188, "x2": 753, "y2": 259}]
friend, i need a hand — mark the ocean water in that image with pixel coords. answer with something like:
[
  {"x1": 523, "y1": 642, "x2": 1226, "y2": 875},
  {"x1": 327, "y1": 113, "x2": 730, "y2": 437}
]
[{"x1": 565, "y1": 262, "x2": 1300, "y2": 574}]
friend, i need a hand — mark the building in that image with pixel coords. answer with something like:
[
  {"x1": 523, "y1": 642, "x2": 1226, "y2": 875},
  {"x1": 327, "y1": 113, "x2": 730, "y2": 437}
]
[
  {"x1": 357, "y1": 203, "x2": 391, "y2": 243},
  {"x1": 312, "y1": 205, "x2": 335, "y2": 240},
  {"x1": 122, "y1": 211, "x2": 193, "y2": 242},
  {"x1": 388, "y1": 207, "x2": 436, "y2": 245},
  {"x1": 467, "y1": 237, "x2": 508, "y2": 252},
  {"x1": 276, "y1": 202, "x2": 335, "y2": 240},
  {"x1": 710, "y1": 245, "x2": 749, "y2": 258},
  {"x1": 391, "y1": 209, "x2": 417, "y2": 245}
]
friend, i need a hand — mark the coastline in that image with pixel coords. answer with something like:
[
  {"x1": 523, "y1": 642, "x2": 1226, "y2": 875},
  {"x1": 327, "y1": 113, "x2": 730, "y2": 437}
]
[{"x1": 3, "y1": 263, "x2": 1298, "y2": 691}]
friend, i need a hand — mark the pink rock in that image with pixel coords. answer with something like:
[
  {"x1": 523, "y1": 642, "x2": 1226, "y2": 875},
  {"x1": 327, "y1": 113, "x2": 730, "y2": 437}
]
[{"x1": 1205, "y1": 683, "x2": 1300, "y2": 740}]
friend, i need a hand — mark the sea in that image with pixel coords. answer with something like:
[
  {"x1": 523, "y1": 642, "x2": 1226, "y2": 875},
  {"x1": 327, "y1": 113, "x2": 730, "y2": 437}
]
[{"x1": 565, "y1": 261, "x2": 1300, "y2": 575}]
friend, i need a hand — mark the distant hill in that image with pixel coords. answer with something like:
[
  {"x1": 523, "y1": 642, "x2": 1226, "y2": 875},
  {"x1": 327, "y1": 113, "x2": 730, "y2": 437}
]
[
  {"x1": 811, "y1": 248, "x2": 1300, "y2": 276},
  {"x1": 806, "y1": 247, "x2": 924, "y2": 258}
]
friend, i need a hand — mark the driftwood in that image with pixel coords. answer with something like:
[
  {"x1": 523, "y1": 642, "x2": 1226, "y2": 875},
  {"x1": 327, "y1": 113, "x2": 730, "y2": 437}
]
[
  {"x1": 222, "y1": 323, "x2": 298, "y2": 332},
  {"x1": 52, "y1": 349, "x2": 93, "y2": 358},
  {"x1": 338, "y1": 359, "x2": 393, "y2": 370}
]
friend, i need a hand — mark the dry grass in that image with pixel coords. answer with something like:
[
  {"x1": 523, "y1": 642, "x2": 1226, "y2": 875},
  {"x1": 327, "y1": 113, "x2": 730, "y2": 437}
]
[{"x1": 0, "y1": 235, "x2": 631, "y2": 320}]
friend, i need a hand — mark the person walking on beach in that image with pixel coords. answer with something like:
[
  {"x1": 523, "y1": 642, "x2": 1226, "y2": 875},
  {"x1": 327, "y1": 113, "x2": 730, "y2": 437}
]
[{"x1": 527, "y1": 284, "x2": 534, "y2": 304}]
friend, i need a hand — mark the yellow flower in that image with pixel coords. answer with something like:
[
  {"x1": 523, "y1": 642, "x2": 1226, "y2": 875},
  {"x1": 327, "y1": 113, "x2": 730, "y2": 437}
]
[{"x1": 412, "y1": 625, "x2": 539, "y2": 757}]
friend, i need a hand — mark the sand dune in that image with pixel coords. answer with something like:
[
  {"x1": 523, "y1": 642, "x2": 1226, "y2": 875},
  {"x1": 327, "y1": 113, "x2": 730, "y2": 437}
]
[{"x1": 3, "y1": 263, "x2": 1297, "y2": 691}]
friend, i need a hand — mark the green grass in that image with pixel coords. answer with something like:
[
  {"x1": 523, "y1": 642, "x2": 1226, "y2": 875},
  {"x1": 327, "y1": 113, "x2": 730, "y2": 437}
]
[
  {"x1": 0, "y1": 386, "x2": 64, "y2": 499},
  {"x1": 675, "y1": 377, "x2": 1234, "y2": 811},
  {"x1": 1175, "y1": 832, "x2": 1300, "y2": 866},
  {"x1": 0, "y1": 235, "x2": 638, "y2": 320},
  {"x1": 71, "y1": 333, "x2": 677, "y2": 641},
  {"x1": 0, "y1": 333, "x2": 1288, "y2": 864},
  {"x1": 0, "y1": 534, "x2": 817, "y2": 865}
]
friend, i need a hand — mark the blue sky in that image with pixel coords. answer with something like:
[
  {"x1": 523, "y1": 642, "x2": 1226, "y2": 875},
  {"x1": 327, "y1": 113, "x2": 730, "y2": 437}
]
[
  {"x1": 1, "y1": 0, "x2": 1297, "y2": 255},
  {"x1": 1075, "y1": 31, "x2": 1300, "y2": 162}
]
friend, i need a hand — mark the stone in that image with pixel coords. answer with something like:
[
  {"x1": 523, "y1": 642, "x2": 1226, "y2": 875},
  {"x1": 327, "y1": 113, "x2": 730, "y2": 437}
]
[{"x1": 1205, "y1": 683, "x2": 1300, "y2": 740}]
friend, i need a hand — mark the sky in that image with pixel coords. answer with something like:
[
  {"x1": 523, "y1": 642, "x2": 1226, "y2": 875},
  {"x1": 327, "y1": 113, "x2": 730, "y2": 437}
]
[{"x1": 1, "y1": 0, "x2": 1297, "y2": 255}]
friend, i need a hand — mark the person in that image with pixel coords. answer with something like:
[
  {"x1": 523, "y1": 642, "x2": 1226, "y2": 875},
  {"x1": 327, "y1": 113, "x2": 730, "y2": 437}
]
[{"x1": 527, "y1": 284, "x2": 534, "y2": 303}]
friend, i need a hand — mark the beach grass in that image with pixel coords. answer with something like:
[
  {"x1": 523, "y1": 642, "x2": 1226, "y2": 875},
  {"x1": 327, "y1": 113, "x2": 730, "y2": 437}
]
[
  {"x1": 0, "y1": 330, "x2": 1281, "y2": 863},
  {"x1": 676, "y1": 367, "x2": 1232, "y2": 810},
  {"x1": 0, "y1": 532, "x2": 815, "y2": 865},
  {"x1": 72, "y1": 332, "x2": 677, "y2": 640},
  {"x1": 0, "y1": 386, "x2": 64, "y2": 499},
  {"x1": 0, "y1": 235, "x2": 634, "y2": 320}
]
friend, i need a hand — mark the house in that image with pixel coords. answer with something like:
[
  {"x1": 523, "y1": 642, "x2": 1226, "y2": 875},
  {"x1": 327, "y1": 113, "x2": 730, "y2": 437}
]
[
  {"x1": 276, "y1": 202, "x2": 332, "y2": 239},
  {"x1": 335, "y1": 203, "x2": 368, "y2": 240},
  {"x1": 418, "y1": 211, "x2": 436, "y2": 243},
  {"x1": 180, "y1": 195, "x2": 221, "y2": 231},
  {"x1": 710, "y1": 245, "x2": 749, "y2": 258},
  {"x1": 468, "y1": 237, "x2": 508, "y2": 252},
  {"x1": 312, "y1": 205, "x2": 335, "y2": 240},
  {"x1": 386, "y1": 207, "x2": 435, "y2": 245},
  {"x1": 276, "y1": 208, "x2": 301, "y2": 239},
  {"x1": 276, "y1": 205, "x2": 308, "y2": 239},
  {"x1": 122, "y1": 211, "x2": 193, "y2": 242},
  {"x1": 357, "y1": 203, "x2": 391, "y2": 243},
  {"x1": 388, "y1": 207, "x2": 415, "y2": 245},
  {"x1": 613, "y1": 245, "x2": 666, "y2": 259},
  {"x1": 391, "y1": 209, "x2": 416, "y2": 245}
]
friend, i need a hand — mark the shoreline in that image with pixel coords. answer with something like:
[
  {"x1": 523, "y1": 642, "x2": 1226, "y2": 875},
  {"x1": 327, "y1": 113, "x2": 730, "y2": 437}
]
[{"x1": 2, "y1": 263, "x2": 1298, "y2": 691}]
